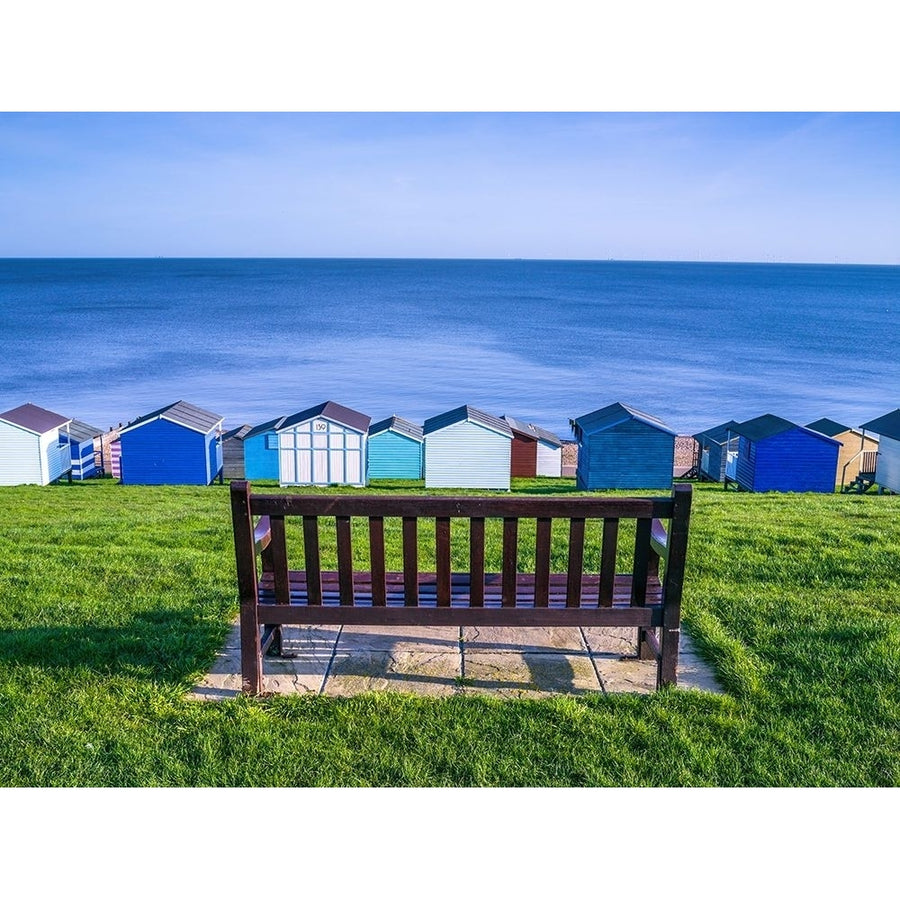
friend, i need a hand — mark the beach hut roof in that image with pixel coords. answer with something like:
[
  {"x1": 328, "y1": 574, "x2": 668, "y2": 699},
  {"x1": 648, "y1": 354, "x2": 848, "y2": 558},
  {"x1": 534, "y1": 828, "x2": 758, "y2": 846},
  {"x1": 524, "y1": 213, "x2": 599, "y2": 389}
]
[
  {"x1": 66, "y1": 419, "x2": 103, "y2": 443},
  {"x1": 731, "y1": 414, "x2": 840, "y2": 445},
  {"x1": 223, "y1": 424, "x2": 253, "y2": 441},
  {"x1": 502, "y1": 415, "x2": 563, "y2": 447},
  {"x1": 369, "y1": 416, "x2": 424, "y2": 442},
  {"x1": 572, "y1": 402, "x2": 676, "y2": 437},
  {"x1": 860, "y1": 409, "x2": 900, "y2": 441},
  {"x1": 244, "y1": 415, "x2": 288, "y2": 439},
  {"x1": 0, "y1": 403, "x2": 71, "y2": 435},
  {"x1": 279, "y1": 401, "x2": 371, "y2": 434},
  {"x1": 119, "y1": 400, "x2": 224, "y2": 436},
  {"x1": 423, "y1": 405, "x2": 513, "y2": 438},
  {"x1": 804, "y1": 417, "x2": 859, "y2": 438},
  {"x1": 693, "y1": 420, "x2": 740, "y2": 444}
]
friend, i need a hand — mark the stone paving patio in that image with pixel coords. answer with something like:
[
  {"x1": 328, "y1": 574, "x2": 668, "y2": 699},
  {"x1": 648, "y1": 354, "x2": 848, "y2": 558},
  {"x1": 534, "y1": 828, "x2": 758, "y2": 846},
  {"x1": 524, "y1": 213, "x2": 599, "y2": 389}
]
[{"x1": 191, "y1": 623, "x2": 723, "y2": 700}]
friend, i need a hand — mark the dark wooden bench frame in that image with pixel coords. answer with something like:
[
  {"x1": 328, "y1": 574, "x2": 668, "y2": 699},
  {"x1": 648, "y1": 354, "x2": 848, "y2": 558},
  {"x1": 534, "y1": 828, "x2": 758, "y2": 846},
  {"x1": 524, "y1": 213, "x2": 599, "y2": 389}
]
[{"x1": 230, "y1": 481, "x2": 692, "y2": 694}]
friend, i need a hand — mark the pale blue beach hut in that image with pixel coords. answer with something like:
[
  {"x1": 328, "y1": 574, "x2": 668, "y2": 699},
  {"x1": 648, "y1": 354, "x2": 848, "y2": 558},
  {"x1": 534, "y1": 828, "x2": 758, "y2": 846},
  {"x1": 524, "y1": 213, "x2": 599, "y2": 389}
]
[
  {"x1": 242, "y1": 415, "x2": 287, "y2": 481},
  {"x1": 0, "y1": 403, "x2": 73, "y2": 486},
  {"x1": 423, "y1": 405, "x2": 513, "y2": 489},
  {"x1": 367, "y1": 416, "x2": 424, "y2": 480},
  {"x1": 693, "y1": 420, "x2": 740, "y2": 483},
  {"x1": 572, "y1": 402, "x2": 676, "y2": 490}
]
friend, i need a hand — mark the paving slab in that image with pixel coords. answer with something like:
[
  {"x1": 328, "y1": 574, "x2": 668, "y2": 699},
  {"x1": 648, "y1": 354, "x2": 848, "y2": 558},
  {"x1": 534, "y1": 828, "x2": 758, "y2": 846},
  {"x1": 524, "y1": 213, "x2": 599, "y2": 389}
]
[
  {"x1": 592, "y1": 656, "x2": 657, "y2": 694},
  {"x1": 462, "y1": 626, "x2": 586, "y2": 654},
  {"x1": 581, "y1": 626, "x2": 640, "y2": 657},
  {"x1": 323, "y1": 650, "x2": 462, "y2": 697},
  {"x1": 460, "y1": 652, "x2": 600, "y2": 697},
  {"x1": 337, "y1": 625, "x2": 460, "y2": 652}
]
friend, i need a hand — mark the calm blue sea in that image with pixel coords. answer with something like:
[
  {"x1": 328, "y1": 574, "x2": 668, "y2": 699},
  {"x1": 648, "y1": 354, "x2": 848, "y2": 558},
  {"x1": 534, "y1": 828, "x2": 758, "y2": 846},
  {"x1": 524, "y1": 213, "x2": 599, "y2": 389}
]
[{"x1": 0, "y1": 258, "x2": 897, "y2": 437}]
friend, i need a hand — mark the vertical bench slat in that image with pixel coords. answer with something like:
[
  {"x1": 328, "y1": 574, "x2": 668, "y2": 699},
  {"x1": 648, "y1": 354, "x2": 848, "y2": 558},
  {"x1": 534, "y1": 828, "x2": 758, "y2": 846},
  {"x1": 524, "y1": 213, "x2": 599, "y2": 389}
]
[
  {"x1": 566, "y1": 517, "x2": 585, "y2": 607},
  {"x1": 270, "y1": 515, "x2": 290, "y2": 606},
  {"x1": 502, "y1": 517, "x2": 518, "y2": 606},
  {"x1": 303, "y1": 515, "x2": 322, "y2": 606},
  {"x1": 659, "y1": 484, "x2": 693, "y2": 687},
  {"x1": 469, "y1": 517, "x2": 485, "y2": 607},
  {"x1": 369, "y1": 516, "x2": 386, "y2": 607},
  {"x1": 599, "y1": 517, "x2": 619, "y2": 607},
  {"x1": 403, "y1": 516, "x2": 418, "y2": 605},
  {"x1": 230, "y1": 481, "x2": 262, "y2": 695},
  {"x1": 336, "y1": 515, "x2": 354, "y2": 605},
  {"x1": 436, "y1": 516, "x2": 452, "y2": 607},
  {"x1": 631, "y1": 518, "x2": 651, "y2": 607},
  {"x1": 534, "y1": 517, "x2": 552, "y2": 608}
]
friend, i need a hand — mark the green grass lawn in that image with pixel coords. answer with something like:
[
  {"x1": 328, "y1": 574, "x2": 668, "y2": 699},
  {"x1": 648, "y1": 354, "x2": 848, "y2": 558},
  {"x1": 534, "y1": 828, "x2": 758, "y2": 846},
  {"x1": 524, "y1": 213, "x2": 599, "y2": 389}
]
[{"x1": 0, "y1": 477, "x2": 898, "y2": 786}]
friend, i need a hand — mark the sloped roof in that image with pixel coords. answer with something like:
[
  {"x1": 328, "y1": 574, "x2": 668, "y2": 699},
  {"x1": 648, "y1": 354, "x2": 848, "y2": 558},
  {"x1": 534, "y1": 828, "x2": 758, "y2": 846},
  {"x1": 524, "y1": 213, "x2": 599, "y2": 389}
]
[
  {"x1": 502, "y1": 415, "x2": 563, "y2": 447},
  {"x1": 279, "y1": 401, "x2": 371, "y2": 434},
  {"x1": 369, "y1": 416, "x2": 424, "y2": 442},
  {"x1": 0, "y1": 403, "x2": 71, "y2": 434},
  {"x1": 731, "y1": 414, "x2": 840, "y2": 446},
  {"x1": 572, "y1": 402, "x2": 676, "y2": 437},
  {"x1": 66, "y1": 419, "x2": 104, "y2": 444},
  {"x1": 860, "y1": 409, "x2": 900, "y2": 441},
  {"x1": 693, "y1": 420, "x2": 740, "y2": 445},
  {"x1": 222, "y1": 424, "x2": 253, "y2": 441},
  {"x1": 423, "y1": 405, "x2": 513, "y2": 438},
  {"x1": 805, "y1": 418, "x2": 851, "y2": 438},
  {"x1": 244, "y1": 415, "x2": 288, "y2": 439},
  {"x1": 119, "y1": 400, "x2": 224, "y2": 435}
]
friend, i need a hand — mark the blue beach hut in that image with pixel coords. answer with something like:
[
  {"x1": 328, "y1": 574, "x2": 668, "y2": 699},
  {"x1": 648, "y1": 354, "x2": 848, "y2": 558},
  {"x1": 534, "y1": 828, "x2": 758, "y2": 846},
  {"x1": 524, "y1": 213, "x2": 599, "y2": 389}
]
[
  {"x1": 63, "y1": 420, "x2": 104, "y2": 480},
  {"x1": 693, "y1": 420, "x2": 740, "y2": 483},
  {"x1": 571, "y1": 402, "x2": 676, "y2": 490},
  {"x1": 276, "y1": 401, "x2": 370, "y2": 487},
  {"x1": 117, "y1": 400, "x2": 225, "y2": 485},
  {"x1": 726, "y1": 414, "x2": 840, "y2": 493},
  {"x1": 242, "y1": 416, "x2": 287, "y2": 481},
  {"x1": 367, "y1": 416, "x2": 424, "y2": 480},
  {"x1": 423, "y1": 405, "x2": 513, "y2": 490}
]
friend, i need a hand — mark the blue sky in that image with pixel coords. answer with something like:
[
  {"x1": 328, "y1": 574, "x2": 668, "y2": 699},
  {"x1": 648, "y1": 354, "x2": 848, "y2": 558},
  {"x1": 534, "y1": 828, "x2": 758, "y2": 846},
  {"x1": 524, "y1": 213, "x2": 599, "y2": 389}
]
[{"x1": 0, "y1": 112, "x2": 897, "y2": 262}]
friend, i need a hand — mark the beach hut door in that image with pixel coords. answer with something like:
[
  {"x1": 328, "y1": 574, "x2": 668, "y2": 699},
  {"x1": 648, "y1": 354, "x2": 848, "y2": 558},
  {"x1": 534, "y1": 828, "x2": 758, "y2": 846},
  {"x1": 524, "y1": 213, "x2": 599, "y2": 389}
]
[{"x1": 725, "y1": 450, "x2": 738, "y2": 480}]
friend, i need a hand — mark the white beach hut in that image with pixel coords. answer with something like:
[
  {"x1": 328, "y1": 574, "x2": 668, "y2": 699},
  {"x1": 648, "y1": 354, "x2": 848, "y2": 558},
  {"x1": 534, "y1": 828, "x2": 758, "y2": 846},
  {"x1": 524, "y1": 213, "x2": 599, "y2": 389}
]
[
  {"x1": 0, "y1": 403, "x2": 73, "y2": 486},
  {"x1": 423, "y1": 405, "x2": 513, "y2": 489},
  {"x1": 860, "y1": 409, "x2": 900, "y2": 494}
]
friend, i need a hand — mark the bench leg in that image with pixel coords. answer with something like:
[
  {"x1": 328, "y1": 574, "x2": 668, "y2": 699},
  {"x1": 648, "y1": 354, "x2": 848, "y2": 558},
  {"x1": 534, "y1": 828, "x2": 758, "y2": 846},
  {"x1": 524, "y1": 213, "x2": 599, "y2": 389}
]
[
  {"x1": 637, "y1": 627, "x2": 656, "y2": 660},
  {"x1": 240, "y1": 604, "x2": 263, "y2": 694},
  {"x1": 658, "y1": 624, "x2": 680, "y2": 688}
]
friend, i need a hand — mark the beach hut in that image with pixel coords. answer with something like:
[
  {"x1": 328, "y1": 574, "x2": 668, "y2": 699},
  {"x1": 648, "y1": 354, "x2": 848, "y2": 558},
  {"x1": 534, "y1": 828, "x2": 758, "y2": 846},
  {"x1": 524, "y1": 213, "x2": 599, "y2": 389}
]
[
  {"x1": 572, "y1": 402, "x2": 676, "y2": 490},
  {"x1": 693, "y1": 420, "x2": 740, "y2": 483},
  {"x1": 726, "y1": 414, "x2": 840, "y2": 493},
  {"x1": 117, "y1": 400, "x2": 225, "y2": 485},
  {"x1": 240, "y1": 415, "x2": 287, "y2": 481},
  {"x1": 423, "y1": 405, "x2": 513, "y2": 490},
  {"x1": 109, "y1": 438, "x2": 121, "y2": 479},
  {"x1": 276, "y1": 401, "x2": 370, "y2": 487},
  {"x1": 222, "y1": 424, "x2": 252, "y2": 480},
  {"x1": 367, "y1": 416, "x2": 424, "y2": 480},
  {"x1": 805, "y1": 418, "x2": 880, "y2": 491},
  {"x1": 62, "y1": 420, "x2": 104, "y2": 480},
  {"x1": 859, "y1": 409, "x2": 900, "y2": 494},
  {"x1": 502, "y1": 415, "x2": 563, "y2": 478},
  {"x1": 0, "y1": 403, "x2": 72, "y2": 486}
]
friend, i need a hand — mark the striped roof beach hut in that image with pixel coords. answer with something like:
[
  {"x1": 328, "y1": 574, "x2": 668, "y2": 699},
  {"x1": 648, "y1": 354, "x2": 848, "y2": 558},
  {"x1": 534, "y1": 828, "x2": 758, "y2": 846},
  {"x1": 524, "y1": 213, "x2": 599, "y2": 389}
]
[
  {"x1": 805, "y1": 417, "x2": 880, "y2": 492},
  {"x1": 367, "y1": 416, "x2": 424, "y2": 481},
  {"x1": 63, "y1": 419, "x2": 104, "y2": 481},
  {"x1": 276, "y1": 401, "x2": 370, "y2": 487},
  {"x1": 693, "y1": 420, "x2": 740, "y2": 483},
  {"x1": 423, "y1": 405, "x2": 513, "y2": 490},
  {"x1": 727, "y1": 414, "x2": 840, "y2": 493},
  {"x1": 222, "y1": 424, "x2": 252, "y2": 480},
  {"x1": 117, "y1": 400, "x2": 224, "y2": 485},
  {"x1": 572, "y1": 402, "x2": 676, "y2": 490},
  {"x1": 859, "y1": 409, "x2": 900, "y2": 494},
  {"x1": 502, "y1": 415, "x2": 563, "y2": 478},
  {"x1": 0, "y1": 403, "x2": 73, "y2": 486}
]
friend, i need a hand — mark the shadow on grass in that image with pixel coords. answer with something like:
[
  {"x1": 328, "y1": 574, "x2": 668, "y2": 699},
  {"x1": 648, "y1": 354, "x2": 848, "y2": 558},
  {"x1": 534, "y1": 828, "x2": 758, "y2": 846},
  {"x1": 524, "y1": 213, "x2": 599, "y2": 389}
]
[{"x1": 0, "y1": 608, "x2": 229, "y2": 684}]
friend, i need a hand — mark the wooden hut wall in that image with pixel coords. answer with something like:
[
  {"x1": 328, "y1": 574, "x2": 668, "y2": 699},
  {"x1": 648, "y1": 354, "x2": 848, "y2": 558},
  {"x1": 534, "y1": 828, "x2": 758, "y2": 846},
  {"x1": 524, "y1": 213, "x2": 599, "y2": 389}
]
[
  {"x1": 68, "y1": 438, "x2": 97, "y2": 480},
  {"x1": 509, "y1": 432, "x2": 537, "y2": 478},
  {"x1": 119, "y1": 419, "x2": 217, "y2": 485},
  {"x1": 0, "y1": 419, "x2": 45, "y2": 485},
  {"x1": 875, "y1": 435, "x2": 900, "y2": 493},
  {"x1": 278, "y1": 416, "x2": 367, "y2": 487},
  {"x1": 734, "y1": 428, "x2": 839, "y2": 493},
  {"x1": 536, "y1": 440, "x2": 562, "y2": 477},
  {"x1": 576, "y1": 419, "x2": 674, "y2": 490},
  {"x1": 833, "y1": 430, "x2": 879, "y2": 484},
  {"x1": 110, "y1": 439, "x2": 121, "y2": 479},
  {"x1": 222, "y1": 436, "x2": 246, "y2": 479},
  {"x1": 425, "y1": 421, "x2": 511, "y2": 489},
  {"x1": 366, "y1": 430, "x2": 423, "y2": 480}
]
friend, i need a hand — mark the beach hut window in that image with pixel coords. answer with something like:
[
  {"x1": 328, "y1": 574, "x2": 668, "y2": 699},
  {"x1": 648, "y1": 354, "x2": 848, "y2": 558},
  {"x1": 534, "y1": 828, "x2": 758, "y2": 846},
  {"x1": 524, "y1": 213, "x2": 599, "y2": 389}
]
[{"x1": 266, "y1": 434, "x2": 279, "y2": 450}]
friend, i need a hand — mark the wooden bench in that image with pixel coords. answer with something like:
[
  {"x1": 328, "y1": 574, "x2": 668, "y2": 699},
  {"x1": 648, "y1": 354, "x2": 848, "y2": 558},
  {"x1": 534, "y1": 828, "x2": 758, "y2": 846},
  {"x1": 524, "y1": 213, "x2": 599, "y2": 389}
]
[{"x1": 230, "y1": 481, "x2": 692, "y2": 694}]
